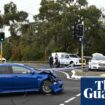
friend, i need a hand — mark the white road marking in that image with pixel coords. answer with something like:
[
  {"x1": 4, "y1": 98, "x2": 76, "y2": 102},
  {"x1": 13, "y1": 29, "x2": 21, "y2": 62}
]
[
  {"x1": 71, "y1": 70, "x2": 81, "y2": 79},
  {"x1": 64, "y1": 97, "x2": 76, "y2": 103},
  {"x1": 76, "y1": 93, "x2": 81, "y2": 97},
  {"x1": 59, "y1": 93, "x2": 81, "y2": 105},
  {"x1": 59, "y1": 71, "x2": 71, "y2": 79},
  {"x1": 56, "y1": 69, "x2": 82, "y2": 80}
]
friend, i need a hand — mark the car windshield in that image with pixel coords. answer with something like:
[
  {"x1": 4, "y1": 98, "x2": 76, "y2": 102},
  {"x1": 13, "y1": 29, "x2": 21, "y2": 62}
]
[
  {"x1": 92, "y1": 56, "x2": 105, "y2": 60},
  {"x1": 69, "y1": 54, "x2": 79, "y2": 58}
]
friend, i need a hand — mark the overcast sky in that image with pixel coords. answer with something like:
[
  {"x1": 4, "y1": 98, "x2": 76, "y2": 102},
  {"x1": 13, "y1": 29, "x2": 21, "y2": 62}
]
[
  {"x1": 0, "y1": 0, "x2": 105, "y2": 21},
  {"x1": 0, "y1": 0, "x2": 42, "y2": 22},
  {"x1": 0, "y1": 0, "x2": 105, "y2": 37}
]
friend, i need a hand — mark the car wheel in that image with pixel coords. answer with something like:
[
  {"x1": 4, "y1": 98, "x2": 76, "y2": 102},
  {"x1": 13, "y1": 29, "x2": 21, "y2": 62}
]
[
  {"x1": 41, "y1": 80, "x2": 52, "y2": 94},
  {"x1": 88, "y1": 68, "x2": 92, "y2": 71},
  {"x1": 69, "y1": 62, "x2": 74, "y2": 67}
]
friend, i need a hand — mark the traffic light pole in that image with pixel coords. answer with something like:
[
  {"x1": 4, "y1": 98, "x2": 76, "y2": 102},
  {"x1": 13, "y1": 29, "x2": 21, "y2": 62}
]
[
  {"x1": 81, "y1": 22, "x2": 84, "y2": 73},
  {"x1": 81, "y1": 37, "x2": 84, "y2": 72},
  {"x1": 0, "y1": 41, "x2": 2, "y2": 63},
  {"x1": 0, "y1": 32, "x2": 5, "y2": 63}
]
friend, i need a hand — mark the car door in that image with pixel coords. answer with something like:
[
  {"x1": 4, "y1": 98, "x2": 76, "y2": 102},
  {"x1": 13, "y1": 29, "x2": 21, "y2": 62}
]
[
  {"x1": 61, "y1": 55, "x2": 70, "y2": 65},
  {"x1": 0, "y1": 66, "x2": 13, "y2": 91},
  {"x1": 12, "y1": 65, "x2": 37, "y2": 90},
  {"x1": 60, "y1": 54, "x2": 69, "y2": 65}
]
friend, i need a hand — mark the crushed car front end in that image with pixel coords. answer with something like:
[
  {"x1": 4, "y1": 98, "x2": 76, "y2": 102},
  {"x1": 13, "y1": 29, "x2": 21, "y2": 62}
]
[
  {"x1": 39, "y1": 70, "x2": 63, "y2": 93},
  {"x1": 50, "y1": 80, "x2": 63, "y2": 93}
]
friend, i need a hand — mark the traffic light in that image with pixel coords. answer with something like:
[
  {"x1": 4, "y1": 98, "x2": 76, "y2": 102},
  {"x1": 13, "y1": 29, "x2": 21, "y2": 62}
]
[
  {"x1": 0, "y1": 32, "x2": 5, "y2": 41},
  {"x1": 74, "y1": 24, "x2": 79, "y2": 37},
  {"x1": 74, "y1": 24, "x2": 83, "y2": 38},
  {"x1": 78, "y1": 24, "x2": 83, "y2": 37}
]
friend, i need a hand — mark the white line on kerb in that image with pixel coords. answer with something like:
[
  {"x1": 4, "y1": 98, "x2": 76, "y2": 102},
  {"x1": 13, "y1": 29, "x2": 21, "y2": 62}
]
[
  {"x1": 76, "y1": 93, "x2": 81, "y2": 97},
  {"x1": 59, "y1": 71, "x2": 71, "y2": 79},
  {"x1": 64, "y1": 97, "x2": 76, "y2": 103}
]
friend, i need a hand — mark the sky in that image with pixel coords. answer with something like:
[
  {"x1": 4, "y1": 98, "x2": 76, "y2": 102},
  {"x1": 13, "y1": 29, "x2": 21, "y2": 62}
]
[
  {"x1": 0, "y1": 0, "x2": 105, "y2": 21},
  {"x1": 88, "y1": 0, "x2": 105, "y2": 11},
  {"x1": 0, "y1": 0, "x2": 42, "y2": 22},
  {"x1": 0, "y1": 0, "x2": 105, "y2": 37}
]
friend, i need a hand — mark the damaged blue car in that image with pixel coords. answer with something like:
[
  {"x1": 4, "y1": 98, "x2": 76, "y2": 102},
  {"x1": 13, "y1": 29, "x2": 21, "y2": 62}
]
[{"x1": 0, "y1": 63, "x2": 63, "y2": 94}]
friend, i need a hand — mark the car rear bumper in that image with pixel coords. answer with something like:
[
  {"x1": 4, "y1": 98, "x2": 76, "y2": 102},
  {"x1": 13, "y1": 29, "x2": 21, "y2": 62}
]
[{"x1": 90, "y1": 64, "x2": 105, "y2": 70}]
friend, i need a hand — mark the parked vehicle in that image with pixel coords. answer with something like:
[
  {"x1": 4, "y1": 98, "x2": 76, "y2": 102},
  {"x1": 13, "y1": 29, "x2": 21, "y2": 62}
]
[
  {"x1": 89, "y1": 53, "x2": 105, "y2": 70},
  {"x1": 51, "y1": 52, "x2": 86, "y2": 67},
  {"x1": 0, "y1": 63, "x2": 63, "y2": 94}
]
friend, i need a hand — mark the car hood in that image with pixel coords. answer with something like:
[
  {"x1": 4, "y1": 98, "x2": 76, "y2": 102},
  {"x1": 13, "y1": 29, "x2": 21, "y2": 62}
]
[
  {"x1": 71, "y1": 58, "x2": 80, "y2": 61},
  {"x1": 38, "y1": 69, "x2": 60, "y2": 82},
  {"x1": 38, "y1": 68, "x2": 56, "y2": 76},
  {"x1": 91, "y1": 60, "x2": 105, "y2": 63}
]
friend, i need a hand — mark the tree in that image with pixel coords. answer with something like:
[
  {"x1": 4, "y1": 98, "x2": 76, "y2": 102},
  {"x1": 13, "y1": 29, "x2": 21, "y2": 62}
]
[
  {"x1": 34, "y1": 0, "x2": 105, "y2": 56},
  {"x1": 4, "y1": 2, "x2": 17, "y2": 14},
  {"x1": 2, "y1": 0, "x2": 105, "y2": 61},
  {"x1": 3, "y1": 40, "x2": 12, "y2": 60},
  {"x1": 2, "y1": 2, "x2": 29, "y2": 60},
  {"x1": 4, "y1": 2, "x2": 28, "y2": 35}
]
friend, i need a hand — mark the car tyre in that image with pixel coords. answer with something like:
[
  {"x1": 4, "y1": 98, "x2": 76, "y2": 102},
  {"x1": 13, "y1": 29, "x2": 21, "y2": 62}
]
[
  {"x1": 41, "y1": 80, "x2": 52, "y2": 94},
  {"x1": 88, "y1": 68, "x2": 92, "y2": 71},
  {"x1": 69, "y1": 62, "x2": 74, "y2": 67}
]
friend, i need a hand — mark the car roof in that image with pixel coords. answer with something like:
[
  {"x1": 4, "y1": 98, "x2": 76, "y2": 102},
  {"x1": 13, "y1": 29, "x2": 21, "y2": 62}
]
[{"x1": 0, "y1": 63, "x2": 25, "y2": 66}]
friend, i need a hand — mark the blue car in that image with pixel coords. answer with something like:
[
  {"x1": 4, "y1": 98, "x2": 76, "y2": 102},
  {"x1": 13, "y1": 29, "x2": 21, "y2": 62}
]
[{"x1": 0, "y1": 63, "x2": 63, "y2": 94}]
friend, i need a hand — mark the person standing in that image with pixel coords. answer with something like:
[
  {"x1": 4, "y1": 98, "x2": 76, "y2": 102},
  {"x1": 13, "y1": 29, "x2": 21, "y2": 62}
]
[
  {"x1": 49, "y1": 56, "x2": 54, "y2": 68},
  {"x1": 54, "y1": 54, "x2": 60, "y2": 68}
]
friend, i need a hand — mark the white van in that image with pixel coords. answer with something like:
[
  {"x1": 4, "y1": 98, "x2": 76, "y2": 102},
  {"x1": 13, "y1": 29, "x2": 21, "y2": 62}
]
[{"x1": 51, "y1": 52, "x2": 86, "y2": 66}]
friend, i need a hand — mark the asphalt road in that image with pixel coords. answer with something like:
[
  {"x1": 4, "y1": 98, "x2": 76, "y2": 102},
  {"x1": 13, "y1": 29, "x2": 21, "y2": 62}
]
[
  {"x1": 0, "y1": 80, "x2": 80, "y2": 105},
  {"x1": 1, "y1": 62, "x2": 105, "y2": 105},
  {"x1": 0, "y1": 70, "x2": 80, "y2": 105}
]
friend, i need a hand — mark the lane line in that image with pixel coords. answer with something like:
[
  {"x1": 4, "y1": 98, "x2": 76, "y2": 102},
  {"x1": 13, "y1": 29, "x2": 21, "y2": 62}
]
[
  {"x1": 59, "y1": 93, "x2": 81, "y2": 105},
  {"x1": 64, "y1": 97, "x2": 76, "y2": 103}
]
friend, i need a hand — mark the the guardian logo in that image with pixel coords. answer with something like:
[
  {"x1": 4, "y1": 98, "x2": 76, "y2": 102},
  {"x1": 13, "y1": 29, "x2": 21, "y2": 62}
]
[
  {"x1": 84, "y1": 80, "x2": 105, "y2": 99},
  {"x1": 81, "y1": 78, "x2": 105, "y2": 105}
]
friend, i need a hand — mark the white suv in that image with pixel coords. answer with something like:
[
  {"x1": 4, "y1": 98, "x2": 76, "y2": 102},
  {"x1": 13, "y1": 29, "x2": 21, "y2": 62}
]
[
  {"x1": 89, "y1": 53, "x2": 105, "y2": 70},
  {"x1": 52, "y1": 52, "x2": 86, "y2": 67}
]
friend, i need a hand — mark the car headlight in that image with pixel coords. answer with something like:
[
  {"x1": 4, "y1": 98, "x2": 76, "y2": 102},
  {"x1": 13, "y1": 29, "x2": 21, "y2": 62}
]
[{"x1": 53, "y1": 82, "x2": 57, "y2": 85}]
